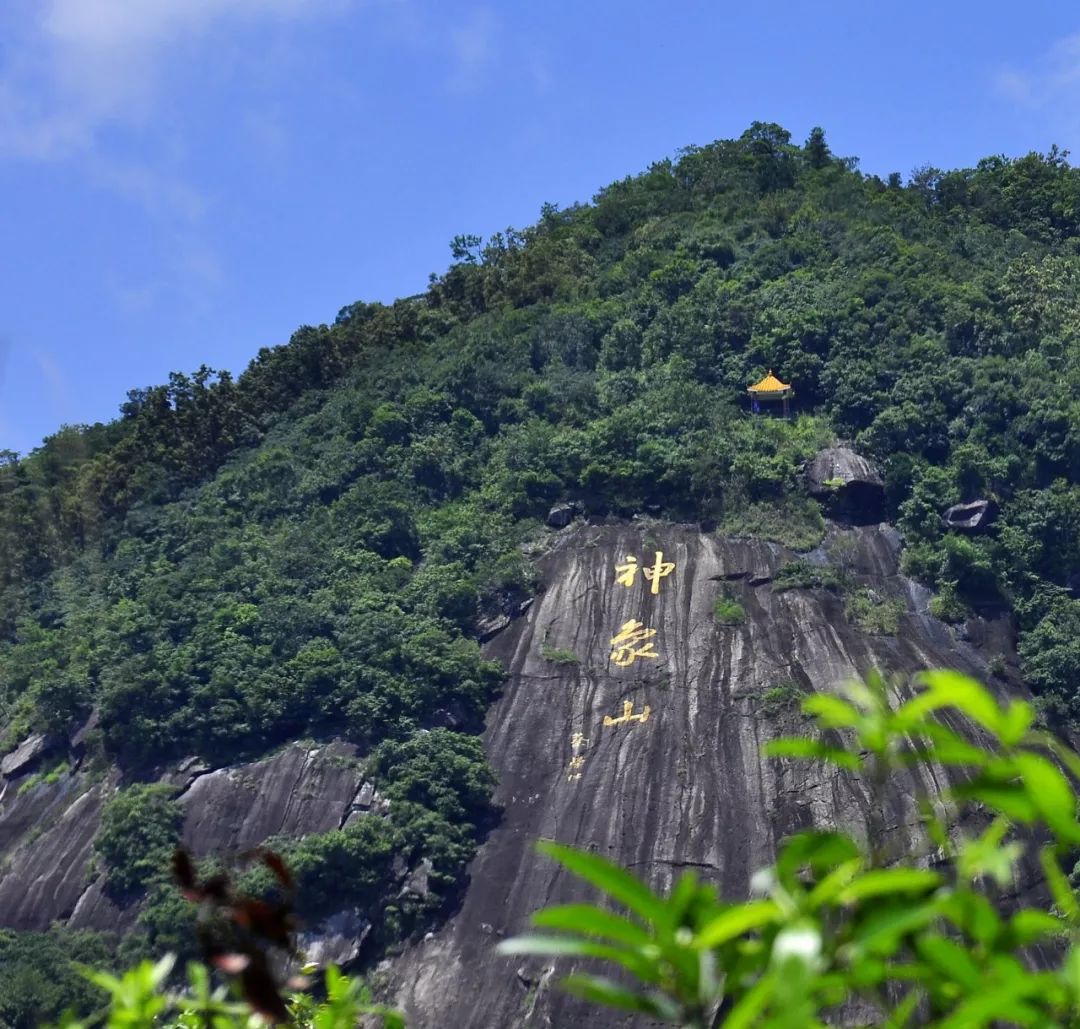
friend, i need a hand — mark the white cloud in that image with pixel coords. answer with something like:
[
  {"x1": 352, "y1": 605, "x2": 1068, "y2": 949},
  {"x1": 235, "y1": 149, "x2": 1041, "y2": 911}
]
[
  {"x1": 447, "y1": 7, "x2": 497, "y2": 93},
  {"x1": 0, "y1": 0, "x2": 353, "y2": 159},
  {"x1": 0, "y1": 0, "x2": 356, "y2": 314},
  {"x1": 996, "y1": 33, "x2": 1080, "y2": 122}
]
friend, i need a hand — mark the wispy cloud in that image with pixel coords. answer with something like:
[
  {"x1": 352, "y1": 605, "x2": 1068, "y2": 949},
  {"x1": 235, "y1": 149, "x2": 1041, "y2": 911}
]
[
  {"x1": 447, "y1": 7, "x2": 497, "y2": 93},
  {"x1": 996, "y1": 33, "x2": 1080, "y2": 132},
  {"x1": 0, "y1": 0, "x2": 352, "y2": 159},
  {"x1": 0, "y1": 0, "x2": 356, "y2": 314}
]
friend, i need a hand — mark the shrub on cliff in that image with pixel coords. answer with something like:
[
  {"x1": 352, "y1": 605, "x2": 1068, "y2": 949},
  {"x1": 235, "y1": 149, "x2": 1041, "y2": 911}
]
[{"x1": 95, "y1": 784, "x2": 183, "y2": 897}]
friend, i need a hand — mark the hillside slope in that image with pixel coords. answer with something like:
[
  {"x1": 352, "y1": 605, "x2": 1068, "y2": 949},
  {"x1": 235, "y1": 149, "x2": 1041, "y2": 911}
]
[{"x1": 1, "y1": 122, "x2": 1079, "y2": 1022}]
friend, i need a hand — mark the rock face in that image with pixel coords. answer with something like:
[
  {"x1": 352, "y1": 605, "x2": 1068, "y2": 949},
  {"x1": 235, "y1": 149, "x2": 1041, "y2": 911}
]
[
  {"x1": 805, "y1": 447, "x2": 885, "y2": 523},
  {"x1": 943, "y1": 499, "x2": 996, "y2": 533},
  {"x1": 0, "y1": 741, "x2": 366, "y2": 932},
  {"x1": 387, "y1": 522, "x2": 1022, "y2": 1028}
]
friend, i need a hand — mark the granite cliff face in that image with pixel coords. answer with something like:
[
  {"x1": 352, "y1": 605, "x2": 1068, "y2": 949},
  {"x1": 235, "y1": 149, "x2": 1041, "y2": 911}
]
[
  {"x1": 386, "y1": 520, "x2": 1022, "y2": 1028},
  {"x1": 0, "y1": 738, "x2": 374, "y2": 953}
]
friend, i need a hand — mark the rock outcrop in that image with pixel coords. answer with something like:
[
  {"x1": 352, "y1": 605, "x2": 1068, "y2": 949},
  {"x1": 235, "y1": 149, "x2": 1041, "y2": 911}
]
[
  {"x1": 386, "y1": 522, "x2": 1024, "y2": 1028},
  {"x1": 0, "y1": 741, "x2": 367, "y2": 932},
  {"x1": 0, "y1": 732, "x2": 59, "y2": 779},
  {"x1": 943, "y1": 499, "x2": 996, "y2": 533},
  {"x1": 806, "y1": 447, "x2": 885, "y2": 523},
  {"x1": 546, "y1": 502, "x2": 581, "y2": 529}
]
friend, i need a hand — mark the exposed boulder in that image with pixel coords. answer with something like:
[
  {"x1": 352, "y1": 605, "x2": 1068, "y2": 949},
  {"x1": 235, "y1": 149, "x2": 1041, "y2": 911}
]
[
  {"x1": 298, "y1": 909, "x2": 370, "y2": 969},
  {"x1": 355, "y1": 781, "x2": 376, "y2": 809},
  {"x1": 805, "y1": 447, "x2": 884, "y2": 524},
  {"x1": 545, "y1": 502, "x2": 579, "y2": 529},
  {"x1": 943, "y1": 499, "x2": 996, "y2": 533},
  {"x1": 0, "y1": 777, "x2": 116, "y2": 930},
  {"x1": 402, "y1": 858, "x2": 433, "y2": 901},
  {"x1": 476, "y1": 613, "x2": 511, "y2": 643},
  {"x1": 1, "y1": 732, "x2": 59, "y2": 780},
  {"x1": 0, "y1": 741, "x2": 368, "y2": 933}
]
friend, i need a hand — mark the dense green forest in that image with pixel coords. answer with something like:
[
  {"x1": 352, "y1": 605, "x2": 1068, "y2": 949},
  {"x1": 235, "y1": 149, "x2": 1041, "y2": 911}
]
[{"x1": 2, "y1": 122, "x2": 1080, "y2": 1022}]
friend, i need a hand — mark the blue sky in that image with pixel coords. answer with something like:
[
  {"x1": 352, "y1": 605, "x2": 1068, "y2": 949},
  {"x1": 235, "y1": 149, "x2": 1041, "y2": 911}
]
[{"x1": 3, "y1": 0, "x2": 1079, "y2": 455}]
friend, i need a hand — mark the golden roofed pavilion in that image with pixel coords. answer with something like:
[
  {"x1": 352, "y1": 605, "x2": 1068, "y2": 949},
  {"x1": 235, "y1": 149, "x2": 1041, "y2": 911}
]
[{"x1": 747, "y1": 370, "x2": 793, "y2": 417}]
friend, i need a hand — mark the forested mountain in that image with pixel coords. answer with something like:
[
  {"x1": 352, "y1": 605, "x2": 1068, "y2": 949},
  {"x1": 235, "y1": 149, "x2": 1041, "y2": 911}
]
[{"x1": 2, "y1": 122, "x2": 1080, "y2": 1024}]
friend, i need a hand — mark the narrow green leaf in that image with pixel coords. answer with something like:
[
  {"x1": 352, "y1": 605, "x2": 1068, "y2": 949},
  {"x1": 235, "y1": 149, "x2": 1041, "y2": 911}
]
[
  {"x1": 915, "y1": 935, "x2": 981, "y2": 989},
  {"x1": 1010, "y1": 909, "x2": 1068, "y2": 944},
  {"x1": 1061, "y1": 945, "x2": 1080, "y2": 999},
  {"x1": 838, "y1": 868, "x2": 941, "y2": 903},
  {"x1": 776, "y1": 830, "x2": 861, "y2": 881},
  {"x1": 1012, "y1": 752, "x2": 1080, "y2": 844},
  {"x1": 805, "y1": 858, "x2": 863, "y2": 908},
  {"x1": 561, "y1": 974, "x2": 682, "y2": 1020},
  {"x1": 882, "y1": 989, "x2": 922, "y2": 1029},
  {"x1": 1040, "y1": 846, "x2": 1080, "y2": 922},
  {"x1": 801, "y1": 694, "x2": 862, "y2": 728},
  {"x1": 998, "y1": 701, "x2": 1035, "y2": 748},
  {"x1": 496, "y1": 934, "x2": 658, "y2": 982},
  {"x1": 536, "y1": 841, "x2": 667, "y2": 925},
  {"x1": 846, "y1": 899, "x2": 943, "y2": 958},
  {"x1": 909, "y1": 724, "x2": 991, "y2": 766},
  {"x1": 917, "y1": 670, "x2": 1004, "y2": 737},
  {"x1": 938, "y1": 890, "x2": 1002, "y2": 944},
  {"x1": 693, "y1": 900, "x2": 780, "y2": 949},
  {"x1": 723, "y1": 972, "x2": 775, "y2": 1029},
  {"x1": 532, "y1": 903, "x2": 650, "y2": 948},
  {"x1": 661, "y1": 870, "x2": 706, "y2": 934},
  {"x1": 937, "y1": 984, "x2": 1045, "y2": 1028},
  {"x1": 951, "y1": 778, "x2": 1039, "y2": 823}
]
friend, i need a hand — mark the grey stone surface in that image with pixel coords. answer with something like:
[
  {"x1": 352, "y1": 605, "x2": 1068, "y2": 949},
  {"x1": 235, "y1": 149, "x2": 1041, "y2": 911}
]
[
  {"x1": 806, "y1": 447, "x2": 884, "y2": 495},
  {"x1": 806, "y1": 448, "x2": 885, "y2": 523},
  {"x1": 476, "y1": 613, "x2": 511, "y2": 643},
  {"x1": 546, "y1": 503, "x2": 577, "y2": 529},
  {"x1": 1, "y1": 733, "x2": 57, "y2": 779},
  {"x1": 179, "y1": 741, "x2": 362, "y2": 857}
]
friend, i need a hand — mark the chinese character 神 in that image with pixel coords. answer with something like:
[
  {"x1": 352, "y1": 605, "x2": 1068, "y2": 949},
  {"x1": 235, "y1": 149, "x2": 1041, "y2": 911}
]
[
  {"x1": 603, "y1": 699, "x2": 652, "y2": 727},
  {"x1": 614, "y1": 555, "x2": 639, "y2": 587},
  {"x1": 642, "y1": 551, "x2": 676, "y2": 595},
  {"x1": 609, "y1": 619, "x2": 659, "y2": 667}
]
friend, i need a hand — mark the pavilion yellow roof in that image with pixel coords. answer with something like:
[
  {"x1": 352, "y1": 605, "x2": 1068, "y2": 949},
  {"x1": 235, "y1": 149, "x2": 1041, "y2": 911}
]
[{"x1": 747, "y1": 371, "x2": 791, "y2": 393}]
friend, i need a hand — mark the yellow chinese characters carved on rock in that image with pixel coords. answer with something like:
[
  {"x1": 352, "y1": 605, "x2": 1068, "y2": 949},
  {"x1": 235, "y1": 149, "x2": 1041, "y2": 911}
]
[
  {"x1": 614, "y1": 555, "x2": 639, "y2": 587},
  {"x1": 567, "y1": 733, "x2": 590, "y2": 782},
  {"x1": 603, "y1": 699, "x2": 651, "y2": 727},
  {"x1": 614, "y1": 552, "x2": 676, "y2": 594},
  {"x1": 643, "y1": 551, "x2": 676, "y2": 594},
  {"x1": 609, "y1": 619, "x2": 659, "y2": 667}
]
